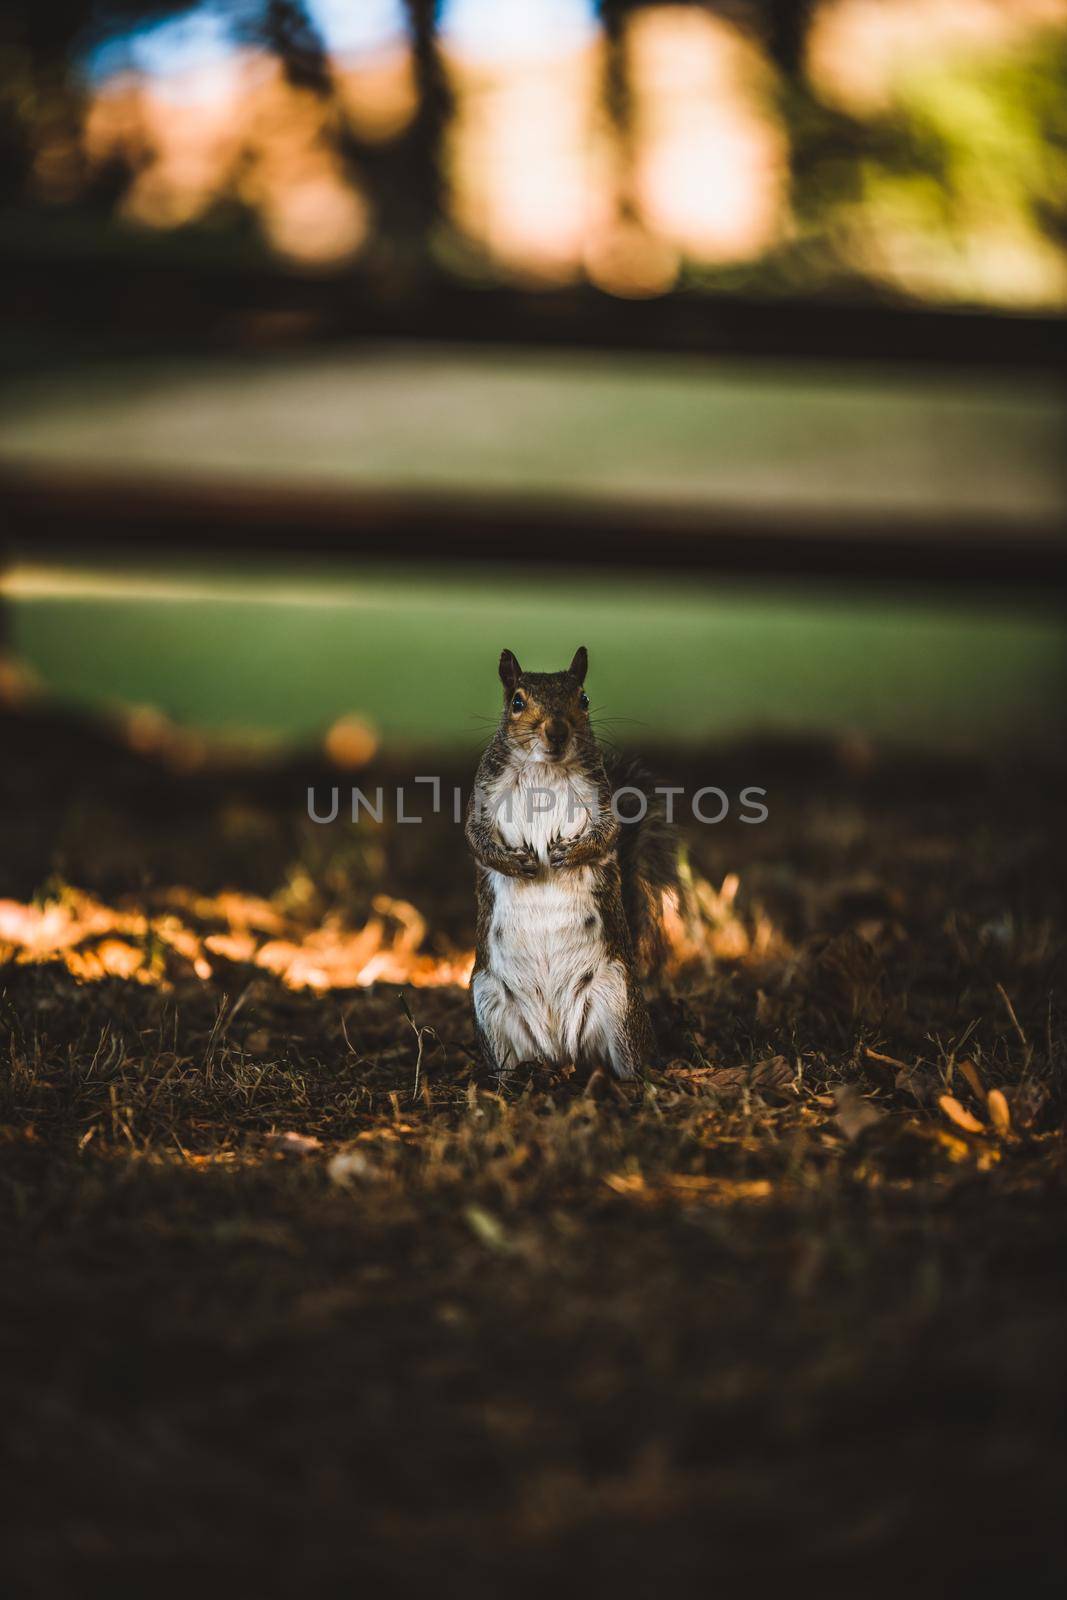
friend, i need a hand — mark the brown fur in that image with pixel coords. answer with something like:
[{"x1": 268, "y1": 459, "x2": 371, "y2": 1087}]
[{"x1": 466, "y1": 647, "x2": 678, "y2": 1078}]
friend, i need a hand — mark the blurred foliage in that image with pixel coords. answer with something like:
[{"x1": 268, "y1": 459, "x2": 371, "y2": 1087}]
[
  {"x1": 0, "y1": 1, "x2": 1065, "y2": 307},
  {"x1": 779, "y1": 24, "x2": 1067, "y2": 305}
]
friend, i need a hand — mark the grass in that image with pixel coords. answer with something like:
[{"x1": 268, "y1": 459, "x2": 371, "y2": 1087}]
[
  {"x1": 6, "y1": 561, "x2": 1066, "y2": 748},
  {"x1": 1, "y1": 705, "x2": 1065, "y2": 1595},
  {"x1": 3, "y1": 347, "x2": 1063, "y2": 516}
]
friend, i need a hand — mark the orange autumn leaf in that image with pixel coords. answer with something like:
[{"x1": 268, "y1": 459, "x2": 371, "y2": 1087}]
[
  {"x1": 957, "y1": 1059, "x2": 985, "y2": 1101},
  {"x1": 986, "y1": 1089, "x2": 1012, "y2": 1137},
  {"x1": 939, "y1": 1094, "x2": 985, "y2": 1135}
]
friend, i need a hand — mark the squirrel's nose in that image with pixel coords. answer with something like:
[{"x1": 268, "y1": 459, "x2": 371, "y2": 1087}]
[{"x1": 543, "y1": 717, "x2": 569, "y2": 750}]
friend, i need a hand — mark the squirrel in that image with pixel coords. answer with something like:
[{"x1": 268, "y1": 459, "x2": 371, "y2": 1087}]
[{"x1": 465, "y1": 646, "x2": 679, "y2": 1081}]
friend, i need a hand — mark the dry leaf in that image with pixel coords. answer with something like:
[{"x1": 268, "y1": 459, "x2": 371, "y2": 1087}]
[
  {"x1": 750, "y1": 1056, "x2": 795, "y2": 1093},
  {"x1": 938, "y1": 1095, "x2": 985, "y2": 1135},
  {"x1": 957, "y1": 1060, "x2": 985, "y2": 1101},
  {"x1": 895, "y1": 1065, "x2": 941, "y2": 1105},
  {"x1": 707, "y1": 1057, "x2": 794, "y2": 1100},
  {"x1": 327, "y1": 1149, "x2": 374, "y2": 1185},
  {"x1": 935, "y1": 1127, "x2": 977, "y2": 1163},
  {"x1": 670, "y1": 1176, "x2": 772, "y2": 1202},
  {"x1": 264, "y1": 1130, "x2": 323, "y2": 1156},
  {"x1": 706, "y1": 1066, "x2": 749, "y2": 1094},
  {"x1": 986, "y1": 1089, "x2": 1011, "y2": 1136},
  {"x1": 604, "y1": 1172, "x2": 647, "y2": 1197},
  {"x1": 833, "y1": 1085, "x2": 885, "y2": 1141}
]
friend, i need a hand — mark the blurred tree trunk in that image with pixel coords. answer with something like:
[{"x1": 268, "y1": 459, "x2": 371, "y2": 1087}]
[
  {"x1": 400, "y1": 0, "x2": 451, "y2": 273},
  {"x1": 262, "y1": 0, "x2": 334, "y2": 95},
  {"x1": 598, "y1": 0, "x2": 637, "y2": 231},
  {"x1": 761, "y1": 0, "x2": 815, "y2": 84}
]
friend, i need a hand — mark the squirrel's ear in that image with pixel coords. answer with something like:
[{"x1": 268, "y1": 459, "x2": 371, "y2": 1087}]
[
  {"x1": 499, "y1": 649, "x2": 522, "y2": 693},
  {"x1": 568, "y1": 646, "x2": 588, "y2": 683}
]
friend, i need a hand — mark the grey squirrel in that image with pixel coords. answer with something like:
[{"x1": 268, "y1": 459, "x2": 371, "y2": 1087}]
[{"x1": 466, "y1": 646, "x2": 679, "y2": 1080}]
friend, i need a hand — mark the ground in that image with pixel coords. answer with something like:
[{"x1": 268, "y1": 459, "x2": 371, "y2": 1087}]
[{"x1": 1, "y1": 705, "x2": 1064, "y2": 1596}]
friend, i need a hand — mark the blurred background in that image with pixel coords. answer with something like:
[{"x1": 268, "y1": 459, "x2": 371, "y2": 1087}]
[{"x1": 0, "y1": 0, "x2": 1064, "y2": 757}]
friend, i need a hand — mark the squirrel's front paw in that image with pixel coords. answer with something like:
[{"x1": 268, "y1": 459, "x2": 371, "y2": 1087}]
[
  {"x1": 508, "y1": 846, "x2": 539, "y2": 878},
  {"x1": 548, "y1": 836, "x2": 582, "y2": 870}
]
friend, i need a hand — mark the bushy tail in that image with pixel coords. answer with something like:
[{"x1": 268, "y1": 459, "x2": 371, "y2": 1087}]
[{"x1": 607, "y1": 755, "x2": 681, "y2": 979}]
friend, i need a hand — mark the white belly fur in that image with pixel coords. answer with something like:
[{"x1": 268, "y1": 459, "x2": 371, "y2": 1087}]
[
  {"x1": 491, "y1": 757, "x2": 595, "y2": 860},
  {"x1": 472, "y1": 763, "x2": 630, "y2": 1070}
]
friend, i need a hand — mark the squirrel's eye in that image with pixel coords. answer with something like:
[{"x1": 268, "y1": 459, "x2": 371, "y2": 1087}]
[
  {"x1": 578, "y1": 691, "x2": 589, "y2": 711},
  {"x1": 511, "y1": 693, "x2": 525, "y2": 713}
]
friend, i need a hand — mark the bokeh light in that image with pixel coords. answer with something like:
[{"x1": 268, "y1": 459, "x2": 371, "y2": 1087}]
[{"x1": 42, "y1": 0, "x2": 1061, "y2": 300}]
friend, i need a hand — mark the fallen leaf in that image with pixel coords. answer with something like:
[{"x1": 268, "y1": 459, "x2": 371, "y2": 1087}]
[
  {"x1": 938, "y1": 1095, "x2": 985, "y2": 1135},
  {"x1": 667, "y1": 1175, "x2": 772, "y2": 1202},
  {"x1": 264, "y1": 1130, "x2": 323, "y2": 1156},
  {"x1": 895, "y1": 1065, "x2": 941, "y2": 1105},
  {"x1": 957, "y1": 1060, "x2": 985, "y2": 1101},
  {"x1": 604, "y1": 1172, "x2": 647, "y2": 1197},
  {"x1": 707, "y1": 1056, "x2": 794, "y2": 1100},
  {"x1": 986, "y1": 1089, "x2": 1012, "y2": 1136},
  {"x1": 833, "y1": 1085, "x2": 885, "y2": 1141},
  {"x1": 605, "y1": 1171, "x2": 772, "y2": 1206},
  {"x1": 750, "y1": 1056, "x2": 795, "y2": 1093},
  {"x1": 327, "y1": 1148, "x2": 374, "y2": 1185},
  {"x1": 934, "y1": 1127, "x2": 978, "y2": 1163},
  {"x1": 705, "y1": 1065, "x2": 749, "y2": 1093}
]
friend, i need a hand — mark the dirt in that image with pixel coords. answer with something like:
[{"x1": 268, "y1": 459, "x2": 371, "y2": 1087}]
[{"x1": 1, "y1": 706, "x2": 1065, "y2": 1597}]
